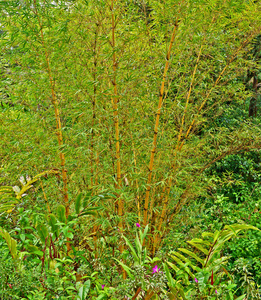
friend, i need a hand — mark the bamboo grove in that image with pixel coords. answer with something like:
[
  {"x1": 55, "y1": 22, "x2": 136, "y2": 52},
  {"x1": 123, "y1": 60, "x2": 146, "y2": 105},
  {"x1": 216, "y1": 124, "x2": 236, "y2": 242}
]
[{"x1": 1, "y1": 0, "x2": 261, "y2": 280}]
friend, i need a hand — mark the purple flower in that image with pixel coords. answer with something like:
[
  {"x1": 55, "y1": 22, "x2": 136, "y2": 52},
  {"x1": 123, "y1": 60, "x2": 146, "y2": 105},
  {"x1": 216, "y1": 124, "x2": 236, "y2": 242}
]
[
  {"x1": 215, "y1": 290, "x2": 218, "y2": 294},
  {"x1": 152, "y1": 265, "x2": 160, "y2": 273},
  {"x1": 101, "y1": 284, "x2": 105, "y2": 290},
  {"x1": 194, "y1": 278, "x2": 198, "y2": 283},
  {"x1": 136, "y1": 223, "x2": 140, "y2": 228}
]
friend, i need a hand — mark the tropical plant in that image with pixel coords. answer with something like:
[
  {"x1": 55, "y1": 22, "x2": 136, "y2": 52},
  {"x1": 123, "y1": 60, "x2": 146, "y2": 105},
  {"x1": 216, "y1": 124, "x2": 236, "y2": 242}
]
[{"x1": 164, "y1": 223, "x2": 259, "y2": 299}]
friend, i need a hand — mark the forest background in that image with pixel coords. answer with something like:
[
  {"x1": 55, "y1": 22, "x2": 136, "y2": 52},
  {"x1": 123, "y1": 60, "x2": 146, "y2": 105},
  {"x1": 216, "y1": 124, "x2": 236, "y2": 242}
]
[{"x1": 0, "y1": 0, "x2": 261, "y2": 299}]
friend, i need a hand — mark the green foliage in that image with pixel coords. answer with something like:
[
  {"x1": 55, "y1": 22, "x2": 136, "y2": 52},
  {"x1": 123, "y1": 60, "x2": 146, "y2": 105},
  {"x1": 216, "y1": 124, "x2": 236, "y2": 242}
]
[
  {"x1": 0, "y1": 0, "x2": 261, "y2": 298},
  {"x1": 197, "y1": 151, "x2": 261, "y2": 295},
  {"x1": 0, "y1": 254, "x2": 42, "y2": 300},
  {"x1": 0, "y1": 226, "x2": 19, "y2": 260},
  {"x1": 0, "y1": 170, "x2": 59, "y2": 214},
  {"x1": 165, "y1": 224, "x2": 259, "y2": 299},
  {"x1": 57, "y1": 205, "x2": 67, "y2": 224},
  {"x1": 77, "y1": 280, "x2": 91, "y2": 300}
]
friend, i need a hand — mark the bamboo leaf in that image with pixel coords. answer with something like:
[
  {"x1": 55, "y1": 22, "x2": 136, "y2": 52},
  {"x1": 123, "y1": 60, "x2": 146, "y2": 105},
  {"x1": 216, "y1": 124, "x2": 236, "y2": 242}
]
[{"x1": 79, "y1": 207, "x2": 102, "y2": 217}]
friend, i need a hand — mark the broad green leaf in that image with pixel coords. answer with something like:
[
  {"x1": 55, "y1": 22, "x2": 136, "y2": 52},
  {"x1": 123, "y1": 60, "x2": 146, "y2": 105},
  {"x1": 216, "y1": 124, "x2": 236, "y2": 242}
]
[
  {"x1": 123, "y1": 236, "x2": 139, "y2": 263},
  {"x1": 0, "y1": 227, "x2": 18, "y2": 259},
  {"x1": 27, "y1": 244, "x2": 43, "y2": 257},
  {"x1": 0, "y1": 186, "x2": 14, "y2": 193},
  {"x1": 187, "y1": 241, "x2": 209, "y2": 255},
  {"x1": 134, "y1": 232, "x2": 142, "y2": 258},
  {"x1": 140, "y1": 224, "x2": 149, "y2": 245},
  {"x1": 205, "y1": 256, "x2": 229, "y2": 271},
  {"x1": 201, "y1": 232, "x2": 214, "y2": 238},
  {"x1": 75, "y1": 193, "x2": 82, "y2": 215},
  {"x1": 143, "y1": 247, "x2": 147, "y2": 264},
  {"x1": 167, "y1": 261, "x2": 181, "y2": 273},
  {"x1": 224, "y1": 224, "x2": 259, "y2": 234},
  {"x1": 213, "y1": 230, "x2": 220, "y2": 242},
  {"x1": 170, "y1": 285, "x2": 187, "y2": 299},
  {"x1": 178, "y1": 248, "x2": 204, "y2": 265},
  {"x1": 36, "y1": 224, "x2": 49, "y2": 244},
  {"x1": 163, "y1": 263, "x2": 175, "y2": 287},
  {"x1": 78, "y1": 280, "x2": 90, "y2": 300},
  {"x1": 96, "y1": 294, "x2": 107, "y2": 300},
  {"x1": 57, "y1": 205, "x2": 66, "y2": 223},
  {"x1": 188, "y1": 238, "x2": 212, "y2": 247},
  {"x1": 170, "y1": 253, "x2": 194, "y2": 279},
  {"x1": 48, "y1": 214, "x2": 60, "y2": 238},
  {"x1": 235, "y1": 295, "x2": 246, "y2": 300}
]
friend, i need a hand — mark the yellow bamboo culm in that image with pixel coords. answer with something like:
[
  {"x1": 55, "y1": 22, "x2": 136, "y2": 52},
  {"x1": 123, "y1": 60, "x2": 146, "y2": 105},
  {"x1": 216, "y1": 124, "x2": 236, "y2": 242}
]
[
  {"x1": 131, "y1": 137, "x2": 141, "y2": 222},
  {"x1": 111, "y1": 0, "x2": 122, "y2": 210},
  {"x1": 143, "y1": 21, "x2": 179, "y2": 226},
  {"x1": 152, "y1": 31, "x2": 258, "y2": 252},
  {"x1": 181, "y1": 32, "x2": 257, "y2": 151},
  {"x1": 110, "y1": 0, "x2": 126, "y2": 279},
  {"x1": 32, "y1": 0, "x2": 70, "y2": 252},
  {"x1": 153, "y1": 43, "x2": 204, "y2": 252},
  {"x1": 91, "y1": 24, "x2": 100, "y2": 259}
]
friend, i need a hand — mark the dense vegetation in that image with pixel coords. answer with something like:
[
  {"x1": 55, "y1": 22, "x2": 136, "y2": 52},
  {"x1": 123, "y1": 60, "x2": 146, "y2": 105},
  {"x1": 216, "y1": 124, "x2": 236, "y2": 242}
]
[{"x1": 0, "y1": 0, "x2": 261, "y2": 299}]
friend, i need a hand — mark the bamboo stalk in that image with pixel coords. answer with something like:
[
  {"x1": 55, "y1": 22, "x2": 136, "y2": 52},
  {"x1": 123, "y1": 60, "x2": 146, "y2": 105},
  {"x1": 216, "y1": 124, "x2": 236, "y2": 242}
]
[
  {"x1": 153, "y1": 31, "x2": 259, "y2": 251},
  {"x1": 143, "y1": 20, "x2": 179, "y2": 226},
  {"x1": 91, "y1": 22, "x2": 100, "y2": 260},
  {"x1": 131, "y1": 137, "x2": 141, "y2": 222},
  {"x1": 158, "y1": 143, "x2": 261, "y2": 251},
  {"x1": 110, "y1": 0, "x2": 125, "y2": 278},
  {"x1": 90, "y1": 23, "x2": 99, "y2": 188},
  {"x1": 32, "y1": 0, "x2": 70, "y2": 252},
  {"x1": 132, "y1": 287, "x2": 142, "y2": 300},
  {"x1": 144, "y1": 289, "x2": 155, "y2": 300},
  {"x1": 155, "y1": 43, "x2": 204, "y2": 242},
  {"x1": 111, "y1": 0, "x2": 122, "y2": 192},
  {"x1": 180, "y1": 32, "x2": 258, "y2": 151},
  {"x1": 32, "y1": 1, "x2": 69, "y2": 214}
]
